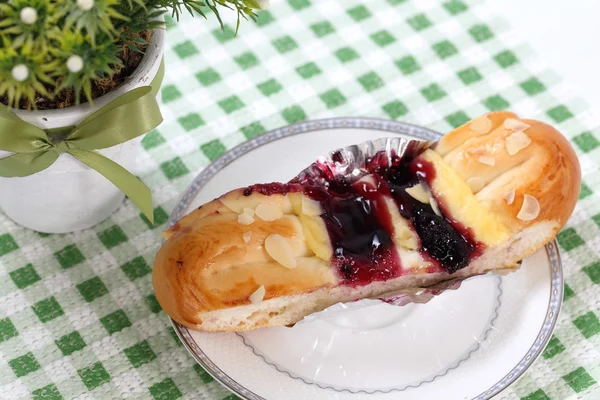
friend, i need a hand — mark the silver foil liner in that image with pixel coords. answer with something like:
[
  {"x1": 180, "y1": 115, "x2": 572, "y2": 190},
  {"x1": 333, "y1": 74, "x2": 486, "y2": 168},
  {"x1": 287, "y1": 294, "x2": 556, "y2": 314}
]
[
  {"x1": 293, "y1": 136, "x2": 434, "y2": 187},
  {"x1": 290, "y1": 137, "x2": 475, "y2": 324}
]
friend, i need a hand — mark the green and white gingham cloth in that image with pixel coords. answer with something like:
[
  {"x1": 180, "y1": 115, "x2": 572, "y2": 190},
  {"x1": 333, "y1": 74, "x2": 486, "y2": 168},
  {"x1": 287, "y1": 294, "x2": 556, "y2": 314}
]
[{"x1": 1, "y1": 0, "x2": 599, "y2": 399}]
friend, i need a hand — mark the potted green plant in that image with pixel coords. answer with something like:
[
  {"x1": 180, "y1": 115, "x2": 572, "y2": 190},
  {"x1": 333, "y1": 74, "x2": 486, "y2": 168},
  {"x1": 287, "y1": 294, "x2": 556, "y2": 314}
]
[{"x1": 0, "y1": 0, "x2": 268, "y2": 233}]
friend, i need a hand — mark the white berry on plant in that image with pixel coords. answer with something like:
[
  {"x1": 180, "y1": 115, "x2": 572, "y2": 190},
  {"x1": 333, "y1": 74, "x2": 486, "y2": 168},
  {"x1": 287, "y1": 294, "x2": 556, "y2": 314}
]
[
  {"x1": 11, "y1": 64, "x2": 29, "y2": 82},
  {"x1": 19, "y1": 7, "x2": 37, "y2": 25},
  {"x1": 67, "y1": 55, "x2": 84, "y2": 73},
  {"x1": 77, "y1": 0, "x2": 95, "y2": 11}
]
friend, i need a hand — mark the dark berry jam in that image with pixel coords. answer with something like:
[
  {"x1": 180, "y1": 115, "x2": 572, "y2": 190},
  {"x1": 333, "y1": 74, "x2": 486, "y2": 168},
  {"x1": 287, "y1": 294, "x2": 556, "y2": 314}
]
[
  {"x1": 243, "y1": 182, "x2": 303, "y2": 196},
  {"x1": 373, "y1": 156, "x2": 480, "y2": 274},
  {"x1": 410, "y1": 203, "x2": 473, "y2": 273},
  {"x1": 241, "y1": 148, "x2": 482, "y2": 284},
  {"x1": 410, "y1": 159, "x2": 484, "y2": 266},
  {"x1": 306, "y1": 178, "x2": 401, "y2": 286}
]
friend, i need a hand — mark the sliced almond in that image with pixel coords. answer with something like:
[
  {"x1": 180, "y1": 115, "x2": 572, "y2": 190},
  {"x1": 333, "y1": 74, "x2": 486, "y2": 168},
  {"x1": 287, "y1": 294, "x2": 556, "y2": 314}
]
[
  {"x1": 255, "y1": 203, "x2": 283, "y2": 221},
  {"x1": 517, "y1": 194, "x2": 540, "y2": 221},
  {"x1": 466, "y1": 177, "x2": 485, "y2": 193},
  {"x1": 505, "y1": 131, "x2": 532, "y2": 156},
  {"x1": 220, "y1": 195, "x2": 241, "y2": 212},
  {"x1": 430, "y1": 197, "x2": 442, "y2": 217},
  {"x1": 405, "y1": 183, "x2": 430, "y2": 204},
  {"x1": 243, "y1": 208, "x2": 255, "y2": 217},
  {"x1": 265, "y1": 234, "x2": 297, "y2": 269},
  {"x1": 477, "y1": 155, "x2": 495, "y2": 166},
  {"x1": 238, "y1": 213, "x2": 255, "y2": 225},
  {"x1": 469, "y1": 116, "x2": 493, "y2": 134},
  {"x1": 243, "y1": 232, "x2": 252, "y2": 243},
  {"x1": 301, "y1": 196, "x2": 323, "y2": 216},
  {"x1": 503, "y1": 189, "x2": 515, "y2": 205},
  {"x1": 249, "y1": 285, "x2": 265, "y2": 304},
  {"x1": 503, "y1": 118, "x2": 530, "y2": 132}
]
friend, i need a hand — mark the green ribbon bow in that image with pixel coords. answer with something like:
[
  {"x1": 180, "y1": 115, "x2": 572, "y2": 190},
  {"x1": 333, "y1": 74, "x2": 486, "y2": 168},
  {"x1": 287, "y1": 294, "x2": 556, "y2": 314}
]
[{"x1": 0, "y1": 60, "x2": 165, "y2": 224}]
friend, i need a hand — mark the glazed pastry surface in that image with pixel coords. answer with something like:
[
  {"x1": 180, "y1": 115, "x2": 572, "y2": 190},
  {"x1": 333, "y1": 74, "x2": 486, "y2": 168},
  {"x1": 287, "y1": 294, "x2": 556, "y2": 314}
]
[{"x1": 153, "y1": 112, "x2": 580, "y2": 331}]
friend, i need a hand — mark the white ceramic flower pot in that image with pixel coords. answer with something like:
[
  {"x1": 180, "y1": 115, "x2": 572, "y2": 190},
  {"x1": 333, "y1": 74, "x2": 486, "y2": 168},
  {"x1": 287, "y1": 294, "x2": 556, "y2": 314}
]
[{"x1": 0, "y1": 28, "x2": 165, "y2": 233}]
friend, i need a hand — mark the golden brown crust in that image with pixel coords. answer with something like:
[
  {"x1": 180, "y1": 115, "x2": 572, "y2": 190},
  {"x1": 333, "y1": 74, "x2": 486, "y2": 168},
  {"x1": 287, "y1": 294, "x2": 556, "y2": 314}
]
[
  {"x1": 153, "y1": 111, "x2": 581, "y2": 331},
  {"x1": 436, "y1": 111, "x2": 580, "y2": 234},
  {"x1": 153, "y1": 194, "x2": 336, "y2": 328}
]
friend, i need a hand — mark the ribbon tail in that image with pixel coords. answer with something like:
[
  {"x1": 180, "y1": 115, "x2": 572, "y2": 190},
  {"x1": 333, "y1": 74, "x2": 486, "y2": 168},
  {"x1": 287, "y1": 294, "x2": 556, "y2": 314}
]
[
  {"x1": 0, "y1": 151, "x2": 59, "y2": 177},
  {"x1": 69, "y1": 149, "x2": 154, "y2": 224}
]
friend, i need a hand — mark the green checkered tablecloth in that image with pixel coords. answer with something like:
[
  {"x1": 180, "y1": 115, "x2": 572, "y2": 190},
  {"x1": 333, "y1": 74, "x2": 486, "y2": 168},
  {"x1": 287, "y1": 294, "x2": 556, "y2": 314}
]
[{"x1": 1, "y1": 0, "x2": 599, "y2": 399}]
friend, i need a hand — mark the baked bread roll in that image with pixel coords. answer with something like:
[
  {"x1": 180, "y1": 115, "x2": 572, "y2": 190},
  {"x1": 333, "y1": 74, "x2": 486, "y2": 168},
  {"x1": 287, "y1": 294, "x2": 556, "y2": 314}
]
[{"x1": 153, "y1": 112, "x2": 580, "y2": 332}]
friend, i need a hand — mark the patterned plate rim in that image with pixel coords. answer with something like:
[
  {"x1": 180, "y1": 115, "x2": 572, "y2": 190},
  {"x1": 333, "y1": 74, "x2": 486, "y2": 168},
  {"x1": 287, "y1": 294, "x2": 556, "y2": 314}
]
[{"x1": 166, "y1": 117, "x2": 564, "y2": 400}]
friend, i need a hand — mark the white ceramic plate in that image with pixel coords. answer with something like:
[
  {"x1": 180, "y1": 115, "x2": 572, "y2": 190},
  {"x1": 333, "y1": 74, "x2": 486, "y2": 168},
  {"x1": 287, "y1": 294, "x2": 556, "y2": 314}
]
[{"x1": 168, "y1": 118, "x2": 563, "y2": 400}]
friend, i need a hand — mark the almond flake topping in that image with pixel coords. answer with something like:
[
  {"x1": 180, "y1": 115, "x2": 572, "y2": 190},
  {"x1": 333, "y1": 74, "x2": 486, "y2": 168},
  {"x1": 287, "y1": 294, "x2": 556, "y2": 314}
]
[
  {"x1": 517, "y1": 195, "x2": 540, "y2": 221},
  {"x1": 265, "y1": 234, "x2": 297, "y2": 269},
  {"x1": 238, "y1": 213, "x2": 255, "y2": 225},
  {"x1": 503, "y1": 189, "x2": 515, "y2": 205},
  {"x1": 503, "y1": 118, "x2": 531, "y2": 132},
  {"x1": 301, "y1": 196, "x2": 323, "y2": 216},
  {"x1": 478, "y1": 155, "x2": 495, "y2": 166},
  {"x1": 255, "y1": 203, "x2": 283, "y2": 221},
  {"x1": 506, "y1": 131, "x2": 532, "y2": 156},
  {"x1": 249, "y1": 285, "x2": 266, "y2": 304},
  {"x1": 405, "y1": 183, "x2": 430, "y2": 204},
  {"x1": 469, "y1": 116, "x2": 493, "y2": 134},
  {"x1": 243, "y1": 232, "x2": 252, "y2": 243}
]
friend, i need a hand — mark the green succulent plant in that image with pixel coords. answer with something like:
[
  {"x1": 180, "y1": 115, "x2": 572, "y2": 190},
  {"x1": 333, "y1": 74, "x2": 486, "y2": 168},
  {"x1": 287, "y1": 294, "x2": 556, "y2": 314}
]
[
  {"x1": 0, "y1": 0, "x2": 267, "y2": 109},
  {"x1": 0, "y1": 0, "x2": 61, "y2": 48},
  {"x1": 0, "y1": 36, "x2": 57, "y2": 106}
]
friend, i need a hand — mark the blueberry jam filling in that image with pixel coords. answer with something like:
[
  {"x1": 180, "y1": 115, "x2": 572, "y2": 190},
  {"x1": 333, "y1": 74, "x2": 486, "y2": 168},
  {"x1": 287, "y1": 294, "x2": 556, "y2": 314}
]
[
  {"x1": 374, "y1": 154, "x2": 478, "y2": 274},
  {"x1": 242, "y1": 148, "x2": 481, "y2": 283},
  {"x1": 304, "y1": 178, "x2": 400, "y2": 286},
  {"x1": 410, "y1": 203, "x2": 473, "y2": 273}
]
